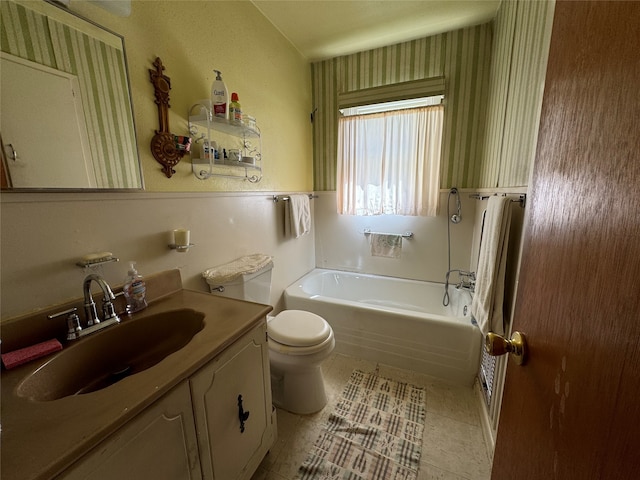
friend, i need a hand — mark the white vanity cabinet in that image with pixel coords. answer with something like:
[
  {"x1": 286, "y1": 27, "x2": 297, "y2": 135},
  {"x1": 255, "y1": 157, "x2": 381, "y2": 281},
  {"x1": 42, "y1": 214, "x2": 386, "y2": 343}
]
[
  {"x1": 59, "y1": 381, "x2": 202, "y2": 480},
  {"x1": 59, "y1": 321, "x2": 274, "y2": 480},
  {"x1": 190, "y1": 322, "x2": 274, "y2": 480}
]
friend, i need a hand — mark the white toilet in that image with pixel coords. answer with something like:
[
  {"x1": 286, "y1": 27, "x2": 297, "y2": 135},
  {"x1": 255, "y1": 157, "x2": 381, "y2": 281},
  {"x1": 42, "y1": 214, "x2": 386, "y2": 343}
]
[{"x1": 203, "y1": 254, "x2": 335, "y2": 414}]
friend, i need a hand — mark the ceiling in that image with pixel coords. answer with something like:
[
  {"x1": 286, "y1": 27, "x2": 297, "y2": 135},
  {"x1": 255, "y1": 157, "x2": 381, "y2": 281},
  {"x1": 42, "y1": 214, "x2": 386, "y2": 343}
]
[{"x1": 251, "y1": 0, "x2": 502, "y2": 61}]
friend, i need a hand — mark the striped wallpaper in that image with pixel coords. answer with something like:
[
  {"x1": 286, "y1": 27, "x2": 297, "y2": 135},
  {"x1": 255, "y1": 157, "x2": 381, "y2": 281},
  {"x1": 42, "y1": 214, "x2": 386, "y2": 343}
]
[
  {"x1": 479, "y1": 0, "x2": 555, "y2": 188},
  {"x1": 312, "y1": 1, "x2": 555, "y2": 192},
  {"x1": 479, "y1": 0, "x2": 517, "y2": 188},
  {"x1": 442, "y1": 25, "x2": 492, "y2": 190},
  {"x1": 312, "y1": 25, "x2": 492, "y2": 191},
  {"x1": 1, "y1": 0, "x2": 140, "y2": 189}
]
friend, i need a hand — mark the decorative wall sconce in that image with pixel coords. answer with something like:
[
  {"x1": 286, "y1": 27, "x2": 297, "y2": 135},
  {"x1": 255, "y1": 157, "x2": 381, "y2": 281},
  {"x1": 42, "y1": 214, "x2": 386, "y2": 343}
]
[
  {"x1": 169, "y1": 228, "x2": 194, "y2": 252},
  {"x1": 149, "y1": 57, "x2": 191, "y2": 178}
]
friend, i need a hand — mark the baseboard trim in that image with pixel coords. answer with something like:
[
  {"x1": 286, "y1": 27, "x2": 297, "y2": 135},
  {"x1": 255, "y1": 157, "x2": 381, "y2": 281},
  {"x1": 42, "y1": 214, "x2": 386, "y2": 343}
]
[{"x1": 474, "y1": 379, "x2": 496, "y2": 464}]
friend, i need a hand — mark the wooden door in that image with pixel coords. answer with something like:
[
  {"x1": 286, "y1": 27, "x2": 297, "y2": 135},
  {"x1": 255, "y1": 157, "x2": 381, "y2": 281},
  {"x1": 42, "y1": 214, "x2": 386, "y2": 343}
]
[{"x1": 492, "y1": 1, "x2": 640, "y2": 479}]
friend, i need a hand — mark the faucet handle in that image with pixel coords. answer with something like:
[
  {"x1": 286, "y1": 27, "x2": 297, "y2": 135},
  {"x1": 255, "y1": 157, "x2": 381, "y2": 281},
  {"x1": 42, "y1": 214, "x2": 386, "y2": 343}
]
[
  {"x1": 101, "y1": 294, "x2": 122, "y2": 323},
  {"x1": 48, "y1": 307, "x2": 82, "y2": 341}
]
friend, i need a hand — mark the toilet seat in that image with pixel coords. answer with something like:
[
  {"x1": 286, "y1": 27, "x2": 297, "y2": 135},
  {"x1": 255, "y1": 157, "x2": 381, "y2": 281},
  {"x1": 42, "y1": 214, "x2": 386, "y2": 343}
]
[
  {"x1": 268, "y1": 310, "x2": 334, "y2": 355},
  {"x1": 268, "y1": 331, "x2": 334, "y2": 356},
  {"x1": 268, "y1": 310, "x2": 331, "y2": 346}
]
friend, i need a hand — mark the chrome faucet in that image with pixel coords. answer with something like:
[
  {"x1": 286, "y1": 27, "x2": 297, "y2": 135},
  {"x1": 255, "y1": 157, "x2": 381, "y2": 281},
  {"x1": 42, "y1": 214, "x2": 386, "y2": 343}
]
[
  {"x1": 455, "y1": 270, "x2": 476, "y2": 293},
  {"x1": 49, "y1": 274, "x2": 121, "y2": 340},
  {"x1": 443, "y1": 269, "x2": 476, "y2": 306},
  {"x1": 83, "y1": 274, "x2": 120, "y2": 326}
]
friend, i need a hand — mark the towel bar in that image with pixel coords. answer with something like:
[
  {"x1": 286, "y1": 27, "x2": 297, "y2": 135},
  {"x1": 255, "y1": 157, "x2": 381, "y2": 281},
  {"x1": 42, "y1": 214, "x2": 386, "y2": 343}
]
[
  {"x1": 469, "y1": 193, "x2": 526, "y2": 208},
  {"x1": 272, "y1": 194, "x2": 318, "y2": 202},
  {"x1": 363, "y1": 229, "x2": 414, "y2": 239}
]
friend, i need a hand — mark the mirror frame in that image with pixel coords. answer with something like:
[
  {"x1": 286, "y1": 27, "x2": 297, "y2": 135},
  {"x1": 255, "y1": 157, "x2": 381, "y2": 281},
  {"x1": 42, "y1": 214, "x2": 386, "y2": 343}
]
[{"x1": 0, "y1": 0, "x2": 143, "y2": 192}]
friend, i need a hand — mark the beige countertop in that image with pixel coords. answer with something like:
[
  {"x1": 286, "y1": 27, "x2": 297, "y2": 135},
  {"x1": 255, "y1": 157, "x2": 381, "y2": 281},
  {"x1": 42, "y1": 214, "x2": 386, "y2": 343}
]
[{"x1": 1, "y1": 273, "x2": 272, "y2": 480}]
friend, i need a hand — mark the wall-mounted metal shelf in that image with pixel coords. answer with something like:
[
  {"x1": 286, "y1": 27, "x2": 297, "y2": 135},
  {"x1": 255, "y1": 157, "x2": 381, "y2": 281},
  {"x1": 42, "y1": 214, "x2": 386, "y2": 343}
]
[
  {"x1": 188, "y1": 104, "x2": 262, "y2": 183},
  {"x1": 189, "y1": 114, "x2": 260, "y2": 138}
]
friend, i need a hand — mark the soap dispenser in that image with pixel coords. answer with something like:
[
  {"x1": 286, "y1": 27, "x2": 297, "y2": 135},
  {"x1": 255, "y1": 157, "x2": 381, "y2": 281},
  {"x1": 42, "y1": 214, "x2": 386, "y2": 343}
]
[
  {"x1": 123, "y1": 261, "x2": 147, "y2": 314},
  {"x1": 211, "y1": 70, "x2": 228, "y2": 119}
]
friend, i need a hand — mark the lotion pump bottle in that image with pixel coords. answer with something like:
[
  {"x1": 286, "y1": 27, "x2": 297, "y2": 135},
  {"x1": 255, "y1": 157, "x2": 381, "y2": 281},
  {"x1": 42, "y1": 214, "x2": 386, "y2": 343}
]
[
  {"x1": 123, "y1": 261, "x2": 147, "y2": 314},
  {"x1": 211, "y1": 70, "x2": 228, "y2": 119}
]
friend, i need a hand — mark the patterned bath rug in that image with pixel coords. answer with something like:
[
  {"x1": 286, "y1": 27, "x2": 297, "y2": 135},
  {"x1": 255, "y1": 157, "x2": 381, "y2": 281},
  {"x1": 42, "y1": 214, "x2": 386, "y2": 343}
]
[{"x1": 296, "y1": 369, "x2": 426, "y2": 480}]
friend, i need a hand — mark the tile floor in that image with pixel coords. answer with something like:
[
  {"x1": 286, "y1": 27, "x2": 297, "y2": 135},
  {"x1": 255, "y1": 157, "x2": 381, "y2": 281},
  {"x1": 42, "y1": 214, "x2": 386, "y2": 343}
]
[{"x1": 251, "y1": 353, "x2": 492, "y2": 480}]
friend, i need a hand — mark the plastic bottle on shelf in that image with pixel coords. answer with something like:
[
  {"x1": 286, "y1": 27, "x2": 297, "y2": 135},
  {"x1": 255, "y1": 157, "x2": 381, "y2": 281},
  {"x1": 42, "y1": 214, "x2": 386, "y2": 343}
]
[
  {"x1": 202, "y1": 140, "x2": 218, "y2": 161},
  {"x1": 210, "y1": 140, "x2": 219, "y2": 163},
  {"x1": 202, "y1": 140, "x2": 210, "y2": 160},
  {"x1": 229, "y1": 92, "x2": 242, "y2": 124},
  {"x1": 123, "y1": 261, "x2": 147, "y2": 314},
  {"x1": 211, "y1": 70, "x2": 228, "y2": 119}
]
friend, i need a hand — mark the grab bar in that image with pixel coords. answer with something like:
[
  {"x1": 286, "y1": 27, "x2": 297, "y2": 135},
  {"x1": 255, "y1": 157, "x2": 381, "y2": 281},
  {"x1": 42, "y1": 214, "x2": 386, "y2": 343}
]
[{"x1": 363, "y1": 228, "x2": 414, "y2": 239}]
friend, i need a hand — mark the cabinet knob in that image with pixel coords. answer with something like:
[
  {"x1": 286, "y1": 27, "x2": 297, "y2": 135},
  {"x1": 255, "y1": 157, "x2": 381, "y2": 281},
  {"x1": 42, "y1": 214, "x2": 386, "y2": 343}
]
[{"x1": 238, "y1": 394, "x2": 250, "y2": 433}]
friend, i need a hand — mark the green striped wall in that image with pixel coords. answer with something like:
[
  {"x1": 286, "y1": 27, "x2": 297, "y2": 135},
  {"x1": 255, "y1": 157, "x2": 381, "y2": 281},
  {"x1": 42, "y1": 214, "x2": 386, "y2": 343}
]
[
  {"x1": 480, "y1": 0, "x2": 517, "y2": 187},
  {"x1": 311, "y1": 24, "x2": 492, "y2": 191},
  {"x1": 1, "y1": 1, "x2": 140, "y2": 188},
  {"x1": 479, "y1": 0, "x2": 555, "y2": 188},
  {"x1": 442, "y1": 25, "x2": 492, "y2": 189},
  {"x1": 0, "y1": 1, "x2": 56, "y2": 67}
]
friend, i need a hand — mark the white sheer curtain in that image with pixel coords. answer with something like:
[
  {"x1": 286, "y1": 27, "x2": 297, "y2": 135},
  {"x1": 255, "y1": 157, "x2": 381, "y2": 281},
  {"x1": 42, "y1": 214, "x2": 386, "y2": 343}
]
[{"x1": 337, "y1": 104, "x2": 443, "y2": 216}]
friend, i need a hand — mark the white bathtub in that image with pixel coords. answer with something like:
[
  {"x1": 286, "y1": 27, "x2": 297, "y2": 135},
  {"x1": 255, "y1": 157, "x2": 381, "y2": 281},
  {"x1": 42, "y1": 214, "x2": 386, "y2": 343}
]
[{"x1": 284, "y1": 269, "x2": 482, "y2": 386}]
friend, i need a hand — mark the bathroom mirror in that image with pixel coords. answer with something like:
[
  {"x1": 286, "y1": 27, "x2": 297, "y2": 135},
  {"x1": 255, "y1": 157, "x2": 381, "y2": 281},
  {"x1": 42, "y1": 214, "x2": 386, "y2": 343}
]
[{"x1": 0, "y1": 0, "x2": 143, "y2": 190}]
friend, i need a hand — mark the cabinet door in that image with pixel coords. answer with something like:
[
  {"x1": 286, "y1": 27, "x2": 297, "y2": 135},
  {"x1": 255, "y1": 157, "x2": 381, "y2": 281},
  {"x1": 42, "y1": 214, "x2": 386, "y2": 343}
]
[
  {"x1": 60, "y1": 382, "x2": 202, "y2": 480},
  {"x1": 191, "y1": 322, "x2": 274, "y2": 480}
]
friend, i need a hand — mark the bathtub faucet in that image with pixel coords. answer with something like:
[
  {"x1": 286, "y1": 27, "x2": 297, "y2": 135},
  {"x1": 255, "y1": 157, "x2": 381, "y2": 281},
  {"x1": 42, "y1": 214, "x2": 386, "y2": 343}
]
[
  {"x1": 443, "y1": 269, "x2": 475, "y2": 306},
  {"x1": 456, "y1": 270, "x2": 476, "y2": 293},
  {"x1": 445, "y1": 269, "x2": 475, "y2": 293}
]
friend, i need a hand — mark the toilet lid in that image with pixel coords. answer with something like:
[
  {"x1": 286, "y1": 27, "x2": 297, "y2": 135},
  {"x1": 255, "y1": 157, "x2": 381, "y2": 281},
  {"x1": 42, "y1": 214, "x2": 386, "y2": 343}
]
[{"x1": 268, "y1": 310, "x2": 331, "y2": 347}]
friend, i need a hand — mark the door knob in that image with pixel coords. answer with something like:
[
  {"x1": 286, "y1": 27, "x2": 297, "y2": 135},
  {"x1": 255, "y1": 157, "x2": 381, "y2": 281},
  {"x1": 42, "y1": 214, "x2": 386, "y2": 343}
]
[{"x1": 485, "y1": 331, "x2": 527, "y2": 365}]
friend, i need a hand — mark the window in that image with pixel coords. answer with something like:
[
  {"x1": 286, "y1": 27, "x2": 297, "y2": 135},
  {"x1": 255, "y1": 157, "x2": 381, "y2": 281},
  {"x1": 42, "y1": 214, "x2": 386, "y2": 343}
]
[{"x1": 337, "y1": 97, "x2": 444, "y2": 216}]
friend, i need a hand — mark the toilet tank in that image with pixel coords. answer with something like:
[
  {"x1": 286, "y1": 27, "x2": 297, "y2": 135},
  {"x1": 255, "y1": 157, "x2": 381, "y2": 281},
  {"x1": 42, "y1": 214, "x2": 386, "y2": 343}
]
[{"x1": 203, "y1": 254, "x2": 273, "y2": 305}]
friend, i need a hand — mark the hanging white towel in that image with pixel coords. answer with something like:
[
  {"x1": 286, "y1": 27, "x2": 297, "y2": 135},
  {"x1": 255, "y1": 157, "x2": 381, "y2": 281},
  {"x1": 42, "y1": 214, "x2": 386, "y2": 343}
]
[
  {"x1": 471, "y1": 195, "x2": 512, "y2": 337},
  {"x1": 369, "y1": 233, "x2": 402, "y2": 258},
  {"x1": 284, "y1": 194, "x2": 311, "y2": 238}
]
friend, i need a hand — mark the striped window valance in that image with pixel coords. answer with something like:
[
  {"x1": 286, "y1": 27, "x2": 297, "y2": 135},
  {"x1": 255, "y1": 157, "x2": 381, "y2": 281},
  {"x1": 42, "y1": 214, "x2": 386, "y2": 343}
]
[{"x1": 337, "y1": 76, "x2": 445, "y2": 110}]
